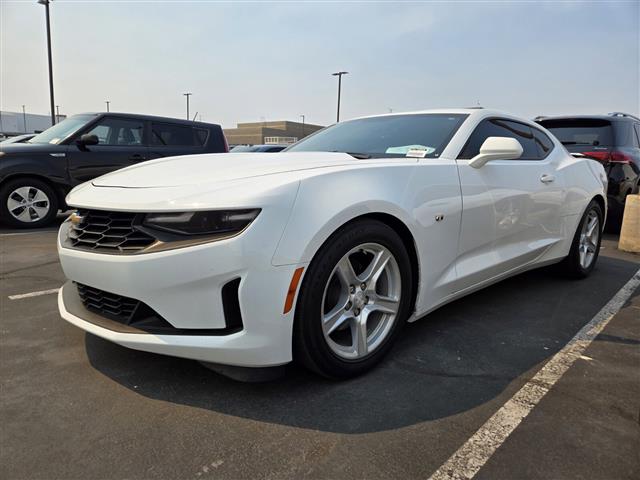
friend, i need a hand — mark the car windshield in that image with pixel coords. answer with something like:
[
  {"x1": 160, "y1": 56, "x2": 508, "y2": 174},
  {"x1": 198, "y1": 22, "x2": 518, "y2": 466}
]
[
  {"x1": 231, "y1": 145, "x2": 261, "y2": 152},
  {"x1": 285, "y1": 114, "x2": 468, "y2": 158},
  {"x1": 28, "y1": 114, "x2": 96, "y2": 145}
]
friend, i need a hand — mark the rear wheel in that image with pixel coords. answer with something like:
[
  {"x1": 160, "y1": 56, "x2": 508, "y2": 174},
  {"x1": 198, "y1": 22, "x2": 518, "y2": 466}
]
[
  {"x1": 0, "y1": 178, "x2": 59, "y2": 228},
  {"x1": 557, "y1": 200, "x2": 603, "y2": 278},
  {"x1": 293, "y1": 219, "x2": 413, "y2": 379}
]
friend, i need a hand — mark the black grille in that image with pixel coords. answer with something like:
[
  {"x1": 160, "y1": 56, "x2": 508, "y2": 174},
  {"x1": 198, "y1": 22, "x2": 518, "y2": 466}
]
[
  {"x1": 72, "y1": 283, "x2": 242, "y2": 335},
  {"x1": 76, "y1": 283, "x2": 140, "y2": 323},
  {"x1": 67, "y1": 209, "x2": 156, "y2": 253}
]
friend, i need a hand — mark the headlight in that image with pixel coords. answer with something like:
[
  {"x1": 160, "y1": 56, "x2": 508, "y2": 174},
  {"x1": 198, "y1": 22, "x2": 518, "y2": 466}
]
[{"x1": 143, "y1": 209, "x2": 261, "y2": 236}]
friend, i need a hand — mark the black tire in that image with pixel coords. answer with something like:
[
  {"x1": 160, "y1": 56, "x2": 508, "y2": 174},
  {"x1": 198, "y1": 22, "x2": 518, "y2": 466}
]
[
  {"x1": 293, "y1": 219, "x2": 413, "y2": 379},
  {"x1": 557, "y1": 199, "x2": 603, "y2": 278},
  {"x1": 0, "y1": 178, "x2": 59, "y2": 228}
]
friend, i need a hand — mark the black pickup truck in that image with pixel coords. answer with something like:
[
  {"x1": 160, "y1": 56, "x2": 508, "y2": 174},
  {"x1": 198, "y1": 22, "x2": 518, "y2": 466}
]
[{"x1": 0, "y1": 112, "x2": 228, "y2": 228}]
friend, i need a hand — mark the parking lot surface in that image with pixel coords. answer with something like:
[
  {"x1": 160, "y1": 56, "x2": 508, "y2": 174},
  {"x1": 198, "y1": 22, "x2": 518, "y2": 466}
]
[{"x1": 1, "y1": 226, "x2": 638, "y2": 479}]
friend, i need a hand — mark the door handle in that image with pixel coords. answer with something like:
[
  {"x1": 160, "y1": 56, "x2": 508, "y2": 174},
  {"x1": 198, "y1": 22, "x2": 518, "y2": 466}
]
[
  {"x1": 540, "y1": 174, "x2": 555, "y2": 184},
  {"x1": 129, "y1": 154, "x2": 146, "y2": 161}
]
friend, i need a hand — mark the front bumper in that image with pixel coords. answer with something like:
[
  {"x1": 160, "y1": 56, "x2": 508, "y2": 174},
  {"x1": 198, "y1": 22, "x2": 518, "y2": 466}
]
[{"x1": 57, "y1": 220, "x2": 304, "y2": 368}]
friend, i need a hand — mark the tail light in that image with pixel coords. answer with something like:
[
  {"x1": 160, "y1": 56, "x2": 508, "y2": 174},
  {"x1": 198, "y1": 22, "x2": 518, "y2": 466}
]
[
  {"x1": 582, "y1": 151, "x2": 610, "y2": 162},
  {"x1": 609, "y1": 151, "x2": 632, "y2": 164},
  {"x1": 582, "y1": 150, "x2": 631, "y2": 164}
]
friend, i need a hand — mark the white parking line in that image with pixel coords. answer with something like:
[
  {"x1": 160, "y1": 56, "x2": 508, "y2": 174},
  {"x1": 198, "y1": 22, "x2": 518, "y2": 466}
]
[
  {"x1": 429, "y1": 267, "x2": 640, "y2": 480},
  {"x1": 8, "y1": 288, "x2": 60, "y2": 300}
]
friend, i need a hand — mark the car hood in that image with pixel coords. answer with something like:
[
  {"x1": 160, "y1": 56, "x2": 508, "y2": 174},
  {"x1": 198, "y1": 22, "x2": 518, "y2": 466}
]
[
  {"x1": 0, "y1": 142, "x2": 65, "y2": 154},
  {"x1": 91, "y1": 152, "x2": 357, "y2": 188}
]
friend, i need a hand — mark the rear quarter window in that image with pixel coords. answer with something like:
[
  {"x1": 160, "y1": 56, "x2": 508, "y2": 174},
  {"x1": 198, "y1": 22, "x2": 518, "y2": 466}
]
[{"x1": 151, "y1": 123, "x2": 208, "y2": 147}]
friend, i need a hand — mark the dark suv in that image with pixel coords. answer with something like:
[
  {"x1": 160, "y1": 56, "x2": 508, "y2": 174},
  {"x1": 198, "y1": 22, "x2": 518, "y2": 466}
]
[
  {"x1": 0, "y1": 112, "x2": 228, "y2": 228},
  {"x1": 537, "y1": 112, "x2": 640, "y2": 227}
]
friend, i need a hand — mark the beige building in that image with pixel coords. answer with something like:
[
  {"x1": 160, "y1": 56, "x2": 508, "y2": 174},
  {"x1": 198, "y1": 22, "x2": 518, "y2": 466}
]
[{"x1": 224, "y1": 120, "x2": 324, "y2": 146}]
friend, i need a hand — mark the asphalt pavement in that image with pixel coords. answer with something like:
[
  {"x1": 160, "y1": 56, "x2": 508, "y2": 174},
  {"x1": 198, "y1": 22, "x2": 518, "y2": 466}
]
[{"x1": 1, "y1": 226, "x2": 638, "y2": 479}]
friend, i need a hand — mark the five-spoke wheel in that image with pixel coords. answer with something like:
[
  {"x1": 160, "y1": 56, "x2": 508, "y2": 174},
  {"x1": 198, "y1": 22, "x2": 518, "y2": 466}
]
[
  {"x1": 294, "y1": 219, "x2": 412, "y2": 379},
  {"x1": 0, "y1": 178, "x2": 59, "y2": 228}
]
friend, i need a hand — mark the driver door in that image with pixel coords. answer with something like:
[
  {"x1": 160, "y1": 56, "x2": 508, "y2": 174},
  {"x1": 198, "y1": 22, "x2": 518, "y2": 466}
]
[
  {"x1": 454, "y1": 118, "x2": 565, "y2": 292},
  {"x1": 66, "y1": 116, "x2": 149, "y2": 185}
]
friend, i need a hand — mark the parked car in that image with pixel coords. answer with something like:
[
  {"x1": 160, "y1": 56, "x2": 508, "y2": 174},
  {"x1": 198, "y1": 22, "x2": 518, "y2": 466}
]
[
  {"x1": 231, "y1": 144, "x2": 287, "y2": 153},
  {"x1": 0, "y1": 134, "x2": 36, "y2": 144},
  {"x1": 57, "y1": 109, "x2": 606, "y2": 379},
  {"x1": 537, "y1": 112, "x2": 640, "y2": 226},
  {"x1": 0, "y1": 112, "x2": 228, "y2": 228}
]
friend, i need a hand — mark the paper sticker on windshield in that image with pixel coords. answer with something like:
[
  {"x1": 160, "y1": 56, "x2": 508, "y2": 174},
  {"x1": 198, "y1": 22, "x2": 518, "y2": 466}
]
[{"x1": 385, "y1": 145, "x2": 435, "y2": 157}]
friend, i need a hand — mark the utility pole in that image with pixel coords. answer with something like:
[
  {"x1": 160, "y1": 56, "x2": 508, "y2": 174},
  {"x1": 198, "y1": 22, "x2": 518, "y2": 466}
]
[
  {"x1": 300, "y1": 114, "x2": 305, "y2": 138},
  {"x1": 331, "y1": 71, "x2": 348, "y2": 122},
  {"x1": 38, "y1": 0, "x2": 56, "y2": 126},
  {"x1": 183, "y1": 92, "x2": 192, "y2": 120},
  {"x1": 22, "y1": 105, "x2": 27, "y2": 133},
  {"x1": 105, "y1": 100, "x2": 110, "y2": 112}
]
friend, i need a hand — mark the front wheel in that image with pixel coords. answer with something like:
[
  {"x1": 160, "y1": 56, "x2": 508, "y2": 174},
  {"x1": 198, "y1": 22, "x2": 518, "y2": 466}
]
[
  {"x1": 293, "y1": 219, "x2": 413, "y2": 379},
  {"x1": 557, "y1": 200, "x2": 603, "y2": 278},
  {"x1": 0, "y1": 178, "x2": 59, "y2": 228}
]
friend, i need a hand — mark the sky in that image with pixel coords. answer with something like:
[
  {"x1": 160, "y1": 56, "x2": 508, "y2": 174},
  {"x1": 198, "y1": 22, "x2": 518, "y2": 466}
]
[{"x1": 1, "y1": 0, "x2": 638, "y2": 128}]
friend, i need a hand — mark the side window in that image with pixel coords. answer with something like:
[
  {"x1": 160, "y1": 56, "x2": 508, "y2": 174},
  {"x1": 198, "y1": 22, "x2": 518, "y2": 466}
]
[
  {"x1": 633, "y1": 124, "x2": 640, "y2": 147},
  {"x1": 151, "y1": 123, "x2": 207, "y2": 147},
  {"x1": 84, "y1": 118, "x2": 144, "y2": 146},
  {"x1": 458, "y1": 118, "x2": 539, "y2": 160},
  {"x1": 532, "y1": 127, "x2": 554, "y2": 159}
]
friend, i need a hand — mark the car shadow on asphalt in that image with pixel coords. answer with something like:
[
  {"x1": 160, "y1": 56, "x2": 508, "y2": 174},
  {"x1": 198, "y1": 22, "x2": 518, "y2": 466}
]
[{"x1": 84, "y1": 255, "x2": 639, "y2": 434}]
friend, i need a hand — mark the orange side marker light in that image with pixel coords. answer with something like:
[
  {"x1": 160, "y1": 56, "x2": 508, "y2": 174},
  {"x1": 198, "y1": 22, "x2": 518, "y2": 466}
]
[{"x1": 283, "y1": 267, "x2": 304, "y2": 314}]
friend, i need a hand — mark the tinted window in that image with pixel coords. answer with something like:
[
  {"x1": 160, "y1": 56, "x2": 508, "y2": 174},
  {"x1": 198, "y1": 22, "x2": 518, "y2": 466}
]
[
  {"x1": 151, "y1": 123, "x2": 207, "y2": 147},
  {"x1": 532, "y1": 128, "x2": 554, "y2": 158},
  {"x1": 286, "y1": 114, "x2": 468, "y2": 158},
  {"x1": 458, "y1": 119, "x2": 539, "y2": 160},
  {"x1": 539, "y1": 119, "x2": 614, "y2": 147},
  {"x1": 84, "y1": 117, "x2": 144, "y2": 146}
]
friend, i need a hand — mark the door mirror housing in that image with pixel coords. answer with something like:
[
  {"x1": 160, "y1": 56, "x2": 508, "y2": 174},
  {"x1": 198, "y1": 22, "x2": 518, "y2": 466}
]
[
  {"x1": 469, "y1": 136, "x2": 523, "y2": 168},
  {"x1": 77, "y1": 134, "x2": 99, "y2": 146}
]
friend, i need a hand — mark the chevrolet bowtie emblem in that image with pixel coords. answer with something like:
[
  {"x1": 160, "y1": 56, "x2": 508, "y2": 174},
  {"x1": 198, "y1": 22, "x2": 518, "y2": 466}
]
[{"x1": 70, "y1": 212, "x2": 85, "y2": 225}]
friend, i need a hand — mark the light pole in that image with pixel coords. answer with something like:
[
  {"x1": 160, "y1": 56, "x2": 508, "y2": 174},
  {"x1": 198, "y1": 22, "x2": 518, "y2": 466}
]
[
  {"x1": 22, "y1": 105, "x2": 27, "y2": 133},
  {"x1": 105, "y1": 100, "x2": 110, "y2": 112},
  {"x1": 300, "y1": 114, "x2": 305, "y2": 138},
  {"x1": 183, "y1": 93, "x2": 192, "y2": 120},
  {"x1": 38, "y1": 0, "x2": 56, "y2": 126},
  {"x1": 331, "y1": 71, "x2": 348, "y2": 122},
  {"x1": 56, "y1": 105, "x2": 60, "y2": 122}
]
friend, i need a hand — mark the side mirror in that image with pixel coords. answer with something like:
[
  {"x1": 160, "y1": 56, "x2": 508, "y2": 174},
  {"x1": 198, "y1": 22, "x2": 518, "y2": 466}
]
[
  {"x1": 77, "y1": 134, "x2": 99, "y2": 146},
  {"x1": 469, "y1": 136, "x2": 523, "y2": 169}
]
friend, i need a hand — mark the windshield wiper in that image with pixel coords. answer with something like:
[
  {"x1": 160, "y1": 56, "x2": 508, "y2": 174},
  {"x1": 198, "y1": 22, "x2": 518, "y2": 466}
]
[
  {"x1": 343, "y1": 152, "x2": 372, "y2": 159},
  {"x1": 561, "y1": 141, "x2": 597, "y2": 146}
]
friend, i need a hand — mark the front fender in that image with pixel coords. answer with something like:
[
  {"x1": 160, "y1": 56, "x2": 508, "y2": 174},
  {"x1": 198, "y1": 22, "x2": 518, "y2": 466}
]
[{"x1": 272, "y1": 166, "x2": 418, "y2": 266}]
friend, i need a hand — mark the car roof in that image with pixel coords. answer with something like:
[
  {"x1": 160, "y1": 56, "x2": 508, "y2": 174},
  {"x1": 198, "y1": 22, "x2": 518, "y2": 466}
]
[
  {"x1": 73, "y1": 112, "x2": 221, "y2": 128},
  {"x1": 536, "y1": 114, "x2": 637, "y2": 123},
  {"x1": 349, "y1": 108, "x2": 542, "y2": 127}
]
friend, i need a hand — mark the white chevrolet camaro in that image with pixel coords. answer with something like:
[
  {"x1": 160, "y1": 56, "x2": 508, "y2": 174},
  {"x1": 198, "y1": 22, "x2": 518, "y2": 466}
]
[{"x1": 57, "y1": 109, "x2": 607, "y2": 378}]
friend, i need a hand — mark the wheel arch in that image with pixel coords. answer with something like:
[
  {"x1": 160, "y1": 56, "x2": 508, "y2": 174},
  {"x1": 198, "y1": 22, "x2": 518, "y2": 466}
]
[
  {"x1": 0, "y1": 173, "x2": 68, "y2": 210},
  {"x1": 299, "y1": 211, "x2": 420, "y2": 319}
]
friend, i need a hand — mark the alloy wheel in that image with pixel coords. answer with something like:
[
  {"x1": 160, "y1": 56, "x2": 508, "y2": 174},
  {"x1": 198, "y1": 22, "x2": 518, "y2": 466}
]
[
  {"x1": 321, "y1": 243, "x2": 401, "y2": 360},
  {"x1": 578, "y1": 209, "x2": 599, "y2": 269},
  {"x1": 6, "y1": 186, "x2": 51, "y2": 223}
]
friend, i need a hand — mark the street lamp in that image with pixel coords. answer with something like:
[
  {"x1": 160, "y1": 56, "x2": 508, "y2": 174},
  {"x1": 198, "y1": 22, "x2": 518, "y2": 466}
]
[
  {"x1": 183, "y1": 93, "x2": 192, "y2": 120},
  {"x1": 331, "y1": 71, "x2": 348, "y2": 122},
  {"x1": 37, "y1": 0, "x2": 56, "y2": 126},
  {"x1": 105, "y1": 100, "x2": 110, "y2": 112},
  {"x1": 300, "y1": 114, "x2": 305, "y2": 138}
]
